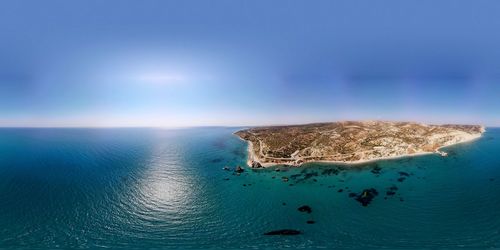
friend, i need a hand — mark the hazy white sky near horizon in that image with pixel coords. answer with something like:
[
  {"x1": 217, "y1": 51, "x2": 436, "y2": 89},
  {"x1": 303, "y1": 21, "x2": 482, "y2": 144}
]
[{"x1": 1, "y1": 0, "x2": 500, "y2": 127}]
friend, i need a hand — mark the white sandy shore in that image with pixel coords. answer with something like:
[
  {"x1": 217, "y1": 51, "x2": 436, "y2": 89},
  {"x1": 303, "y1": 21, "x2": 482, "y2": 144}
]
[{"x1": 237, "y1": 129, "x2": 484, "y2": 168}]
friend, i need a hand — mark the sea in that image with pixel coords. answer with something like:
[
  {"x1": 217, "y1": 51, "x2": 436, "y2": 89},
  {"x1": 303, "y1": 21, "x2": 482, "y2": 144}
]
[{"x1": 0, "y1": 127, "x2": 499, "y2": 249}]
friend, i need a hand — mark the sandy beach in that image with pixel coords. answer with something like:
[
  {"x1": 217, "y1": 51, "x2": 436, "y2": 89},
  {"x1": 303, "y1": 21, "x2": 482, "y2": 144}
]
[{"x1": 239, "y1": 128, "x2": 485, "y2": 168}]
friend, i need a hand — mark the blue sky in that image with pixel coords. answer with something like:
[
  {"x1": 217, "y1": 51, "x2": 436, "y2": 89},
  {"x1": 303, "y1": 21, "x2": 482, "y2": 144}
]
[{"x1": 1, "y1": 0, "x2": 499, "y2": 127}]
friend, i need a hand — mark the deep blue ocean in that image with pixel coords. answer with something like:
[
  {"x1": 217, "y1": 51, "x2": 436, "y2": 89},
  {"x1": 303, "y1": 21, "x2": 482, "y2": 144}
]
[{"x1": 0, "y1": 127, "x2": 499, "y2": 249}]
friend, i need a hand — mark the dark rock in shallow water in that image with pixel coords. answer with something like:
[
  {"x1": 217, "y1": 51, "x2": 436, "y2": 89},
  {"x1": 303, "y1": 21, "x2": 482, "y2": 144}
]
[
  {"x1": 235, "y1": 166, "x2": 245, "y2": 173},
  {"x1": 264, "y1": 229, "x2": 301, "y2": 236},
  {"x1": 348, "y1": 192, "x2": 357, "y2": 198},
  {"x1": 385, "y1": 185, "x2": 398, "y2": 195},
  {"x1": 305, "y1": 172, "x2": 318, "y2": 179},
  {"x1": 397, "y1": 177, "x2": 406, "y2": 182},
  {"x1": 282, "y1": 202, "x2": 286, "y2": 206},
  {"x1": 292, "y1": 172, "x2": 319, "y2": 183},
  {"x1": 222, "y1": 166, "x2": 230, "y2": 171},
  {"x1": 398, "y1": 171, "x2": 410, "y2": 177},
  {"x1": 223, "y1": 178, "x2": 230, "y2": 181},
  {"x1": 298, "y1": 205, "x2": 312, "y2": 213},
  {"x1": 353, "y1": 188, "x2": 379, "y2": 206},
  {"x1": 211, "y1": 158, "x2": 223, "y2": 163},
  {"x1": 338, "y1": 189, "x2": 344, "y2": 193},
  {"x1": 386, "y1": 185, "x2": 398, "y2": 196},
  {"x1": 306, "y1": 220, "x2": 315, "y2": 224},
  {"x1": 371, "y1": 165, "x2": 382, "y2": 175},
  {"x1": 251, "y1": 161, "x2": 263, "y2": 168},
  {"x1": 322, "y1": 168, "x2": 341, "y2": 176}
]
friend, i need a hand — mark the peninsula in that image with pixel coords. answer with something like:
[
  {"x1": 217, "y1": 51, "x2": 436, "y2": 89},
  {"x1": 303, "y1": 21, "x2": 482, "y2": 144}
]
[{"x1": 235, "y1": 121, "x2": 485, "y2": 167}]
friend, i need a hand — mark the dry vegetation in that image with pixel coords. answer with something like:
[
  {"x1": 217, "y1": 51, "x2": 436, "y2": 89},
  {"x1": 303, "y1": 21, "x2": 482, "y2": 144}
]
[{"x1": 235, "y1": 121, "x2": 484, "y2": 166}]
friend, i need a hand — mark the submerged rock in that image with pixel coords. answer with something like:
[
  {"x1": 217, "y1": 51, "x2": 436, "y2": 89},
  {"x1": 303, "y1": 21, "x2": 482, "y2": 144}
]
[
  {"x1": 222, "y1": 166, "x2": 230, "y2": 171},
  {"x1": 353, "y1": 188, "x2": 379, "y2": 206},
  {"x1": 397, "y1": 177, "x2": 406, "y2": 182},
  {"x1": 298, "y1": 205, "x2": 312, "y2": 213},
  {"x1": 338, "y1": 189, "x2": 344, "y2": 193},
  {"x1": 235, "y1": 166, "x2": 245, "y2": 173},
  {"x1": 386, "y1": 185, "x2": 398, "y2": 196},
  {"x1": 370, "y1": 165, "x2": 382, "y2": 175},
  {"x1": 398, "y1": 172, "x2": 410, "y2": 177},
  {"x1": 291, "y1": 172, "x2": 319, "y2": 183},
  {"x1": 305, "y1": 172, "x2": 318, "y2": 178},
  {"x1": 211, "y1": 158, "x2": 223, "y2": 163},
  {"x1": 306, "y1": 220, "x2": 315, "y2": 224},
  {"x1": 322, "y1": 168, "x2": 341, "y2": 176},
  {"x1": 282, "y1": 177, "x2": 289, "y2": 182},
  {"x1": 264, "y1": 229, "x2": 301, "y2": 236}
]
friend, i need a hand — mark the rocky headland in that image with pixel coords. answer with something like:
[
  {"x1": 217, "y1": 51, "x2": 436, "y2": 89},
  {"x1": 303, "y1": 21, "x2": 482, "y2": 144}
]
[{"x1": 235, "y1": 121, "x2": 485, "y2": 167}]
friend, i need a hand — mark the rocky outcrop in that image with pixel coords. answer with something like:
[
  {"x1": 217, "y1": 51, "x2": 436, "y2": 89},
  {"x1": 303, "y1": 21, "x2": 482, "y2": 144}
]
[{"x1": 251, "y1": 161, "x2": 263, "y2": 168}]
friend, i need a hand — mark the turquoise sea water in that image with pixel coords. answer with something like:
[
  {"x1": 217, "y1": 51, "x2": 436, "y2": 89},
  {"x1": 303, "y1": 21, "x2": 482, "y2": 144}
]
[{"x1": 0, "y1": 127, "x2": 499, "y2": 249}]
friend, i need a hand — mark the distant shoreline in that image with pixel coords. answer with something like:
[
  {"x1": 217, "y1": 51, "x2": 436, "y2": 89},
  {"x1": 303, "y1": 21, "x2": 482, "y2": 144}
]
[
  {"x1": 241, "y1": 133, "x2": 482, "y2": 168},
  {"x1": 235, "y1": 123, "x2": 485, "y2": 168}
]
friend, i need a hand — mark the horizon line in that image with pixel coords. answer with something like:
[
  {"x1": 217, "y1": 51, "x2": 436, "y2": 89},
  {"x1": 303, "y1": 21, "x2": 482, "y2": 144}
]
[{"x1": 0, "y1": 120, "x2": 496, "y2": 129}]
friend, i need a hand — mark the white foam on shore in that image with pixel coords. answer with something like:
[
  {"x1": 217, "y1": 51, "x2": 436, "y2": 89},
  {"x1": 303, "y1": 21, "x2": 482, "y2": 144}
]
[{"x1": 238, "y1": 128, "x2": 485, "y2": 168}]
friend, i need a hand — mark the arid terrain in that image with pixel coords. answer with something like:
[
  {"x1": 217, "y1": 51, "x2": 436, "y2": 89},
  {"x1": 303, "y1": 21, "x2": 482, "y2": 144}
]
[{"x1": 235, "y1": 121, "x2": 485, "y2": 167}]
